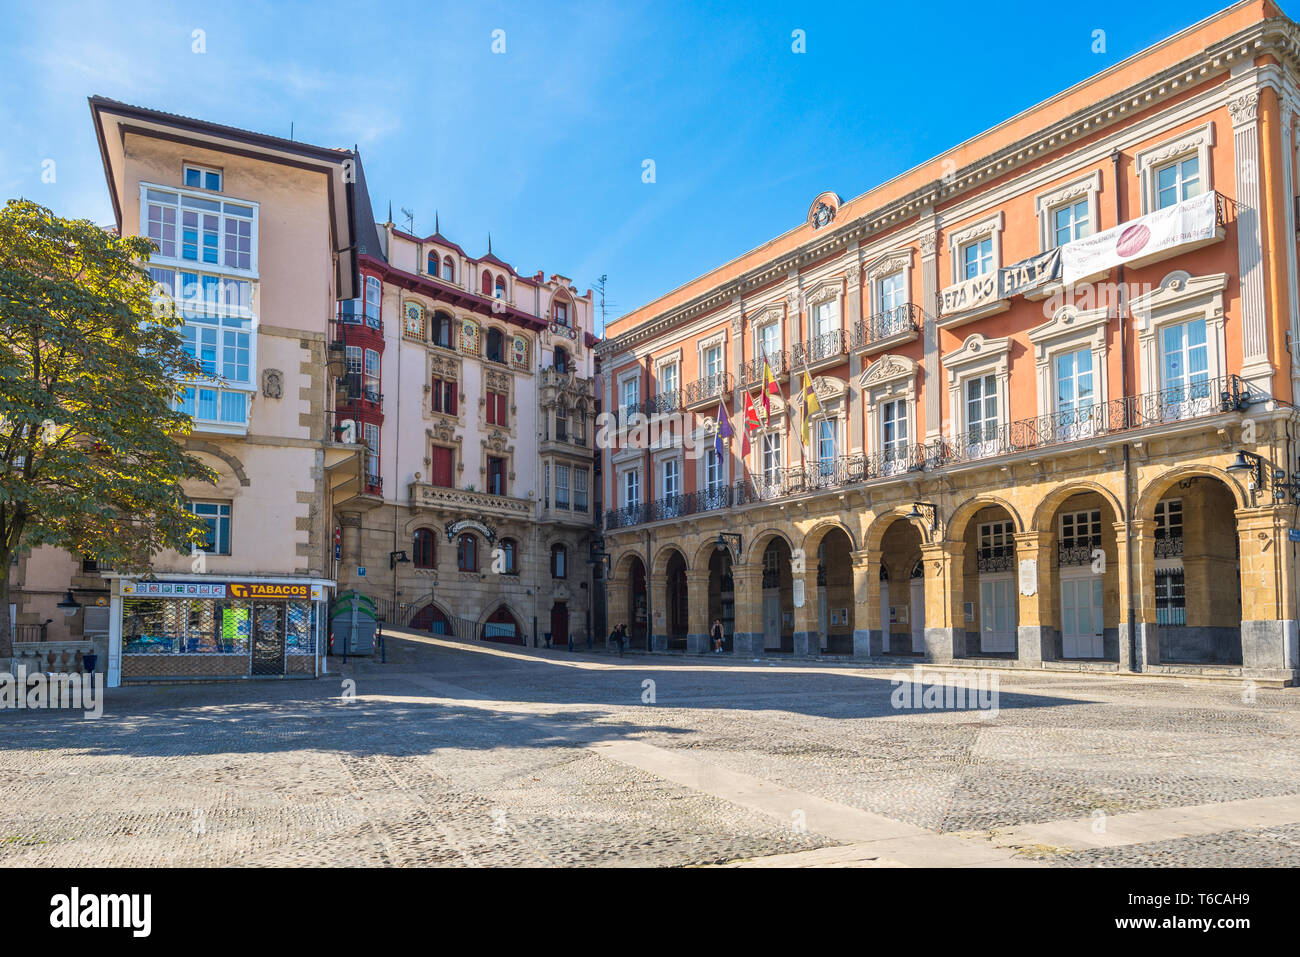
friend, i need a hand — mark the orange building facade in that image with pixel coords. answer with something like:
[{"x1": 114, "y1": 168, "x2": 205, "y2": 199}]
[{"x1": 597, "y1": 1, "x2": 1300, "y2": 684}]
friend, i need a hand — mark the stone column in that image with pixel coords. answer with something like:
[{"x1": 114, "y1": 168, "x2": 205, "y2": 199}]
[
  {"x1": 1013, "y1": 530, "x2": 1055, "y2": 665},
  {"x1": 850, "y1": 548, "x2": 874, "y2": 658},
  {"x1": 792, "y1": 566, "x2": 820, "y2": 657},
  {"x1": 1237, "y1": 506, "x2": 1298, "y2": 675},
  {"x1": 732, "y1": 563, "x2": 765, "y2": 658},
  {"x1": 1131, "y1": 520, "x2": 1158, "y2": 670},
  {"x1": 605, "y1": 559, "x2": 629, "y2": 646},
  {"x1": 919, "y1": 541, "x2": 963, "y2": 662},
  {"x1": 339, "y1": 511, "x2": 363, "y2": 566},
  {"x1": 1113, "y1": 521, "x2": 1137, "y2": 670},
  {"x1": 686, "y1": 572, "x2": 711, "y2": 655}
]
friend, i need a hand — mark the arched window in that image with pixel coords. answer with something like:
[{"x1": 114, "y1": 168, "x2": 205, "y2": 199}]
[
  {"x1": 494, "y1": 277, "x2": 506, "y2": 300},
  {"x1": 499, "y1": 538, "x2": 517, "y2": 574},
  {"x1": 554, "y1": 346, "x2": 568, "y2": 373},
  {"x1": 457, "y1": 533, "x2": 479, "y2": 572},
  {"x1": 481, "y1": 270, "x2": 493, "y2": 296},
  {"x1": 553, "y1": 298, "x2": 570, "y2": 327},
  {"x1": 486, "y1": 328, "x2": 505, "y2": 364},
  {"x1": 551, "y1": 543, "x2": 568, "y2": 579},
  {"x1": 555, "y1": 403, "x2": 568, "y2": 441},
  {"x1": 431, "y1": 310, "x2": 453, "y2": 349},
  {"x1": 412, "y1": 528, "x2": 436, "y2": 569},
  {"x1": 427, "y1": 251, "x2": 437, "y2": 275},
  {"x1": 442, "y1": 256, "x2": 455, "y2": 281}
]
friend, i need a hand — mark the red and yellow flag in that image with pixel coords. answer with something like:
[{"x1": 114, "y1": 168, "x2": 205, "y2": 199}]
[
  {"x1": 761, "y1": 357, "x2": 780, "y2": 418},
  {"x1": 741, "y1": 392, "x2": 762, "y2": 457}
]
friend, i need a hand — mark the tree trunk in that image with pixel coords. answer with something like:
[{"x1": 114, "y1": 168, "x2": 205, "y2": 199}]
[{"x1": 0, "y1": 566, "x2": 11, "y2": 659}]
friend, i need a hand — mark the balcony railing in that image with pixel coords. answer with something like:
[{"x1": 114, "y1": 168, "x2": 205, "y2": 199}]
[
  {"x1": 792, "y1": 329, "x2": 846, "y2": 367},
  {"x1": 602, "y1": 375, "x2": 1252, "y2": 529},
  {"x1": 851, "y1": 304, "x2": 921, "y2": 351},
  {"x1": 740, "y1": 350, "x2": 789, "y2": 387},
  {"x1": 645, "y1": 389, "x2": 682, "y2": 415},
  {"x1": 1059, "y1": 539, "x2": 1102, "y2": 565},
  {"x1": 338, "y1": 305, "x2": 382, "y2": 332},
  {"x1": 976, "y1": 546, "x2": 1016, "y2": 573},
  {"x1": 1154, "y1": 535, "x2": 1184, "y2": 559},
  {"x1": 685, "y1": 372, "x2": 733, "y2": 406}
]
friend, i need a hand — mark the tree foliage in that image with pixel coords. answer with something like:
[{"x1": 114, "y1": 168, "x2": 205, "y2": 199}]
[{"x1": 0, "y1": 199, "x2": 216, "y2": 650}]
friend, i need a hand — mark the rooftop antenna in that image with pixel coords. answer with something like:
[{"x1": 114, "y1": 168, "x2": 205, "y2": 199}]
[
  {"x1": 594, "y1": 274, "x2": 609, "y2": 336},
  {"x1": 400, "y1": 206, "x2": 415, "y2": 233}
]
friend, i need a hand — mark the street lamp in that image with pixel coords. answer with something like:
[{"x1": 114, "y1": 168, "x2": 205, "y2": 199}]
[
  {"x1": 389, "y1": 550, "x2": 411, "y2": 570},
  {"x1": 906, "y1": 502, "x2": 940, "y2": 532},
  {"x1": 57, "y1": 589, "x2": 81, "y2": 617},
  {"x1": 714, "y1": 532, "x2": 742, "y2": 558},
  {"x1": 1227, "y1": 449, "x2": 1300, "y2": 500}
]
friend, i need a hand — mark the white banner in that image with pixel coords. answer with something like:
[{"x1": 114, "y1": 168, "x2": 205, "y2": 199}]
[{"x1": 1060, "y1": 191, "x2": 1218, "y2": 284}]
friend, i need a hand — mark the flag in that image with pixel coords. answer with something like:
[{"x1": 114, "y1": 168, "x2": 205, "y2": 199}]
[
  {"x1": 761, "y1": 356, "x2": 780, "y2": 418},
  {"x1": 799, "y1": 370, "x2": 822, "y2": 448},
  {"x1": 741, "y1": 392, "x2": 762, "y2": 457},
  {"x1": 714, "y1": 400, "x2": 733, "y2": 457}
]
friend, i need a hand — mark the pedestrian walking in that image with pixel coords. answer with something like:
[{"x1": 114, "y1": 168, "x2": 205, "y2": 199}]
[{"x1": 710, "y1": 618, "x2": 725, "y2": 655}]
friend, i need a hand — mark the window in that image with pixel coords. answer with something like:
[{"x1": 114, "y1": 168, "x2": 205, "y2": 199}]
[
  {"x1": 816, "y1": 419, "x2": 835, "y2": 472},
  {"x1": 1061, "y1": 510, "x2": 1102, "y2": 548},
  {"x1": 81, "y1": 556, "x2": 99, "y2": 574},
  {"x1": 364, "y1": 349, "x2": 380, "y2": 401},
  {"x1": 812, "y1": 299, "x2": 836, "y2": 337},
  {"x1": 661, "y1": 459, "x2": 680, "y2": 498},
  {"x1": 756, "y1": 322, "x2": 780, "y2": 360},
  {"x1": 554, "y1": 404, "x2": 567, "y2": 440},
  {"x1": 556, "y1": 465, "x2": 570, "y2": 507},
  {"x1": 183, "y1": 164, "x2": 222, "y2": 192},
  {"x1": 573, "y1": 469, "x2": 588, "y2": 512},
  {"x1": 979, "y1": 520, "x2": 1014, "y2": 556},
  {"x1": 486, "y1": 328, "x2": 505, "y2": 363},
  {"x1": 554, "y1": 301, "x2": 570, "y2": 327},
  {"x1": 363, "y1": 423, "x2": 380, "y2": 484},
  {"x1": 144, "y1": 185, "x2": 257, "y2": 274},
  {"x1": 486, "y1": 390, "x2": 508, "y2": 426},
  {"x1": 494, "y1": 277, "x2": 506, "y2": 300},
  {"x1": 1052, "y1": 199, "x2": 1091, "y2": 247},
  {"x1": 878, "y1": 272, "x2": 905, "y2": 314},
  {"x1": 705, "y1": 448, "x2": 724, "y2": 492},
  {"x1": 551, "y1": 544, "x2": 568, "y2": 579},
  {"x1": 431, "y1": 311, "x2": 454, "y2": 349},
  {"x1": 554, "y1": 346, "x2": 569, "y2": 373},
  {"x1": 1154, "y1": 155, "x2": 1201, "y2": 210},
  {"x1": 431, "y1": 377, "x2": 458, "y2": 416},
  {"x1": 1055, "y1": 348, "x2": 1095, "y2": 414},
  {"x1": 1160, "y1": 318, "x2": 1208, "y2": 394},
  {"x1": 1155, "y1": 569, "x2": 1186, "y2": 625},
  {"x1": 188, "y1": 501, "x2": 231, "y2": 555},
  {"x1": 427, "y1": 252, "x2": 438, "y2": 275},
  {"x1": 365, "y1": 276, "x2": 382, "y2": 324},
  {"x1": 1155, "y1": 499, "x2": 1183, "y2": 539},
  {"x1": 481, "y1": 271, "x2": 493, "y2": 296},
  {"x1": 457, "y1": 534, "x2": 479, "y2": 572},
  {"x1": 965, "y1": 374, "x2": 999, "y2": 442},
  {"x1": 961, "y1": 237, "x2": 993, "y2": 279},
  {"x1": 487, "y1": 456, "x2": 506, "y2": 496},
  {"x1": 761, "y1": 433, "x2": 782, "y2": 485},
  {"x1": 413, "y1": 528, "x2": 436, "y2": 569},
  {"x1": 882, "y1": 399, "x2": 908, "y2": 460},
  {"x1": 703, "y1": 344, "x2": 723, "y2": 378},
  {"x1": 442, "y1": 256, "x2": 455, "y2": 282},
  {"x1": 623, "y1": 469, "x2": 641, "y2": 507},
  {"x1": 499, "y1": 538, "x2": 518, "y2": 574},
  {"x1": 430, "y1": 445, "x2": 455, "y2": 488},
  {"x1": 659, "y1": 362, "x2": 679, "y2": 396},
  {"x1": 621, "y1": 377, "x2": 639, "y2": 413}
]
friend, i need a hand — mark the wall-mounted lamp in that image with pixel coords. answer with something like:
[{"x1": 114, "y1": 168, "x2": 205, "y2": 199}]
[{"x1": 906, "y1": 502, "x2": 940, "y2": 532}]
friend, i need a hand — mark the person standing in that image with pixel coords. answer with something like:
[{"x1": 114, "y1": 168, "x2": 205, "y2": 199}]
[{"x1": 710, "y1": 618, "x2": 725, "y2": 655}]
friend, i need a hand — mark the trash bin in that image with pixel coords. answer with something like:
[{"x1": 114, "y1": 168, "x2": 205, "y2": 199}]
[{"x1": 330, "y1": 591, "x2": 377, "y2": 655}]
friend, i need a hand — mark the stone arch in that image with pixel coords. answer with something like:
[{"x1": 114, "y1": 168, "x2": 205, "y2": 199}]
[
  {"x1": 944, "y1": 494, "x2": 1025, "y2": 545},
  {"x1": 744, "y1": 527, "x2": 795, "y2": 564},
  {"x1": 184, "y1": 440, "x2": 250, "y2": 487},
  {"x1": 1031, "y1": 480, "x2": 1125, "y2": 532},
  {"x1": 800, "y1": 519, "x2": 858, "y2": 557},
  {"x1": 1135, "y1": 464, "x2": 1248, "y2": 523},
  {"x1": 864, "y1": 506, "x2": 935, "y2": 554},
  {"x1": 652, "y1": 543, "x2": 690, "y2": 578},
  {"x1": 475, "y1": 601, "x2": 527, "y2": 632},
  {"x1": 611, "y1": 549, "x2": 646, "y2": 583}
]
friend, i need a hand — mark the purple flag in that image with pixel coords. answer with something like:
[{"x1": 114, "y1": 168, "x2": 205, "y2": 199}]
[{"x1": 715, "y1": 401, "x2": 733, "y2": 456}]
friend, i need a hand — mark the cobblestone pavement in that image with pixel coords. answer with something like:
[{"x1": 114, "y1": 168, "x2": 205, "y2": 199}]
[{"x1": 2, "y1": 632, "x2": 1299, "y2": 867}]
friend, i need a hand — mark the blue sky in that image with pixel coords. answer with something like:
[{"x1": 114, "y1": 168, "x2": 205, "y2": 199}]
[{"x1": 1, "y1": 0, "x2": 1237, "y2": 329}]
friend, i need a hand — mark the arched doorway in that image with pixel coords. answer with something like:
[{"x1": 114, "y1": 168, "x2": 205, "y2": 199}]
[
  {"x1": 549, "y1": 602, "x2": 569, "y2": 647},
  {"x1": 482, "y1": 606, "x2": 523, "y2": 645},
  {"x1": 665, "y1": 550, "x2": 688, "y2": 651},
  {"x1": 708, "y1": 546, "x2": 734, "y2": 651},
  {"x1": 1044, "y1": 490, "x2": 1120, "y2": 661},
  {"x1": 760, "y1": 537, "x2": 794, "y2": 653},
  {"x1": 960, "y1": 504, "x2": 1019, "y2": 658},
  {"x1": 817, "y1": 527, "x2": 855, "y2": 654},
  {"x1": 627, "y1": 556, "x2": 648, "y2": 649},
  {"x1": 1151, "y1": 478, "x2": 1242, "y2": 664},
  {"x1": 878, "y1": 519, "x2": 924, "y2": 654},
  {"x1": 410, "y1": 603, "x2": 449, "y2": 634}
]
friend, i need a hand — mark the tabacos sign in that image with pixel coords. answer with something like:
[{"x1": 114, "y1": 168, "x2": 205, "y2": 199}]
[{"x1": 228, "y1": 582, "x2": 311, "y2": 599}]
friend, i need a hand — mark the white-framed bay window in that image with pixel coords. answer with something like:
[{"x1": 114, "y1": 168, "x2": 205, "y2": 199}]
[{"x1": 141, "y1": 183, "x2": 258, "y2": 275}]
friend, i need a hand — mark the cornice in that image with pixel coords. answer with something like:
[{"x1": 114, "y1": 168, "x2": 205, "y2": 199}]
[{"x1": 600, "y1": 17, "x2": 1298, "y2": 357}]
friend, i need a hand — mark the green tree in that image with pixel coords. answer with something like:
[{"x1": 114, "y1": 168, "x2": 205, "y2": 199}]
[{"x1": 0, "y1": 199, "x2": 215, "y2": 654}]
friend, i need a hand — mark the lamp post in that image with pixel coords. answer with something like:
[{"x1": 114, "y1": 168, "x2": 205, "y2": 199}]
[
  {"x1": 1227, "y1": 450, "x2": 1300, "y2": 501},
  {"x1": 906, "y1": 502, "x2": 941, "y2": 533}
]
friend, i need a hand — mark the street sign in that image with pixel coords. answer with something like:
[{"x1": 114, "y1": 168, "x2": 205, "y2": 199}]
[
  {"x1": 1288, "y1": 529, "x2": 1300, "y2": 543},
  {"x1": 334, "y1": 543, "x2": 341, "y2": 560},
  {"x1": 358, "y1": 566, "x2": 367, "y2": 577}
]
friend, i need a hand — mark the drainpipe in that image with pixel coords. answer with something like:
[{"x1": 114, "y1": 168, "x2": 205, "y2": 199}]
[
  {"x1": 643, "y1": 354, "x2": 653, "y2": 653},
  {"x1": 1112, "y1": 149, "x2": 1138, "y2": 671}
]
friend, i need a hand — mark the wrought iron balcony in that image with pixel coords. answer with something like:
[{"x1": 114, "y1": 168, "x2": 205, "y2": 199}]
[
  {"x1": 685, "y1": 372, "x2": 733, "y2": 407},
  {"x1": 792, "y1": 329, "x2": 846, "y2": 367},
  {"x1": 1059, "y1": 539, "x2": 1103, "y2": 565},
  {"x1": 1154, "y1": 535, "x2": 1184, "y2": 559},
  {"x1": 645, "y1": 389, "x2": 682, "y2": 415},
  {"x1": 740, "y1": 350, "x2": 789, "y2": 387},
  {"x1": 851, "y1": 304, "x2": 921, "y2": 351},
  {"x1": 976, "y1": 546, "x2": 1015, "y2": 573}
]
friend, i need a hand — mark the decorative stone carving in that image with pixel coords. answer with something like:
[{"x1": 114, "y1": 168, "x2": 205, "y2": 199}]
[
  {"x1": 1229, "y1": 92, "x2": 1260, "y2": 126},
  {"x1": 261, "y1": 368, "x2": 283, "y2": 399},
  {"x1": 859, "y1": 353, "x2": 917, "y2": 387}
]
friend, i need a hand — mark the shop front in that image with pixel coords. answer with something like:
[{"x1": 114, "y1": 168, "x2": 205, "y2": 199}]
[{"x1": 104, "y1": 575, "x2": 333, "y2": 686}]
